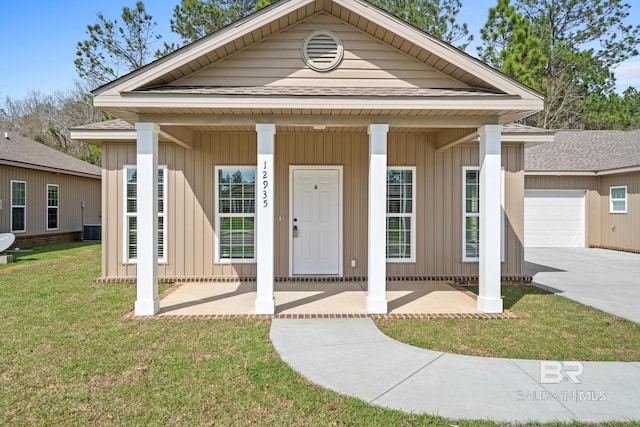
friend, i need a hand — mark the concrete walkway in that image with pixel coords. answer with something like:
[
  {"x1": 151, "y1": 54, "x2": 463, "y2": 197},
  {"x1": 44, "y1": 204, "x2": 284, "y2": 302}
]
[
  {"x1": 525, "y1": 248, "x2": 640, "y2": 324},
  {"x1": 270, "y1": 318, "x2": 640, "y2": 423}
]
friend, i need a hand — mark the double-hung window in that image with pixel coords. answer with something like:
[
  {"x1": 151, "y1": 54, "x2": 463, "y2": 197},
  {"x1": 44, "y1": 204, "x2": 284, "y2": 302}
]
[
  {"x1": 123, "y1": 166, "x2": 167, "y2": 263},
  {"x1": 11, "y1": 180, "x2": 26, "y2": 233},
  {"x1": 386, "y1": 167, "x2": 416, "y2": 262},
  {"x1": 610, "y1": 186, "x2": 627, "y2": 213},
  {"x1": 47, "y1": 184, "x2": 59, "y2": 230},
  {"x1": 216, "y1": 167, "x2": 256, "y2": 262},
  {"x1": 462, "y1": 167, "x2": 505, "y2": 262}
]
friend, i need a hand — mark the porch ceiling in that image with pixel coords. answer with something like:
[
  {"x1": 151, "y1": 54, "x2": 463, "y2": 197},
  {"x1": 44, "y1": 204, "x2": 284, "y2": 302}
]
[{"x1": 104, "y1": 106, "x2": 533, "y2": 129}]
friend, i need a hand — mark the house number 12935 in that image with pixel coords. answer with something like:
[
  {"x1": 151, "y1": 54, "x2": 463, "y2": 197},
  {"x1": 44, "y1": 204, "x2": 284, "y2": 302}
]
[{"x1": 262, "y1": 161, "x2": 268, "y2": 207}]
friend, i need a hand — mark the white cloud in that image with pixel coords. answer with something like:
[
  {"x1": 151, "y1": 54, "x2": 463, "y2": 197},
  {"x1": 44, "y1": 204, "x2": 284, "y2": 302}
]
[{"x1": 614, "y1": 61, "x2": 640, "y2": 92}]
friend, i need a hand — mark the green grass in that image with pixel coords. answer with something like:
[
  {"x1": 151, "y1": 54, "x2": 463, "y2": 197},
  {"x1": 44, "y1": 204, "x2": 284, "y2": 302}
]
[
  {"x1": 376, "y1": 285, "x2": 640, "y2": 361},
  {"x1": 2, "y1": 243, "x2": 638, "y2": 426}
]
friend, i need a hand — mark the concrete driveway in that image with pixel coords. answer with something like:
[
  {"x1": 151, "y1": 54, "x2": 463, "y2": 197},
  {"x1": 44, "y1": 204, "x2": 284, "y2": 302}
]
[{"x1": 525, "y1": 248, "x2": 640, "y2": 324}]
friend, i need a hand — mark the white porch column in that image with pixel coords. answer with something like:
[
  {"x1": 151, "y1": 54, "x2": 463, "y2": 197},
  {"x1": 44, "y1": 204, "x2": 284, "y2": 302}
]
[
  {"x1": 478, "y1": 124, "x2": 503, "y2": 313},
  {"x1": 255, "y1": 124, "x2": 276, "y2": 314},
  {"x1": 367, "y1": 124, "x2": 389, "y2": 314},
  {"x1": 134, "y1": 122, "x2": 160, "y2": 316}
]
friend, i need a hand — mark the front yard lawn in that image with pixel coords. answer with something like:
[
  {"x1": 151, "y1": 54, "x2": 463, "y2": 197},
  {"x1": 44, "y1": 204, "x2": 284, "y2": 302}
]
[
  {"x1": 376, "y1": 285, "x2": 640, "y2": 361},
  {"x1": 2, "y1": 243, "x2": 639, "y2": 426}
]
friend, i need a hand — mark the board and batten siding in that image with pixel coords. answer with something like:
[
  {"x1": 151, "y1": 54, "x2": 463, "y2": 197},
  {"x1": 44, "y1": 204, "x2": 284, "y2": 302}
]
[
  {"x1": 101, "y1": 133, "x2": 524, "y2": 279},
  {"x1": 173, "y1": 13, "x2": 465, "y2": 89},
  {"x1": 0, "y1": 165, "x2": 100, "y2": 236},
  {"x1": 598, "y1": 171, "x2": 640, "y2": 251}
]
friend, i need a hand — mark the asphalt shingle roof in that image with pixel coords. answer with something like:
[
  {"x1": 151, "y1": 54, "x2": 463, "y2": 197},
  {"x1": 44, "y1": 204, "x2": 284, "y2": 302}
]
[
  {"x1": 135, "y1": 85, "x2": 506, "y2": 97},
  {"x1": 525, "y1": 129, "x2": 640, "y2": 172},
  {"x1": 0, "y1": 130, "x2": 101, "y2": 177}
]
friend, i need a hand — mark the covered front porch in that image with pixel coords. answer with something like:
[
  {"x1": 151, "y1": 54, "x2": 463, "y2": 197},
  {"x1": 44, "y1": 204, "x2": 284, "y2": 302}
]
[
  {"x1": 130, "y1": 122, "x2": 506, "y2": 316},
  {"x1": 152, "y1": 280, "x2": 512, "y2": 318}
]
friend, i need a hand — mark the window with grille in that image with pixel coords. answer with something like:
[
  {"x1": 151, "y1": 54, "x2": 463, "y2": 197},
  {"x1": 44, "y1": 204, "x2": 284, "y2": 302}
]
[
  {"x1": 386, "y1": 167, "x2": 415, "y2": 262},
  {"x1": 47, "y1": 184, "x2": 59, "y2": 230},
  {"x1": 11, "y1": 180, "x2": 26, "y2": 233},
  {"x1": 610, "y1": 186, "x2": 627, "y2": 213},
  {"x1": 123, "y1": 166, "x2": 167, "y2": 263},
  {"x1": 216, "y1": 167, "x2": 256, "y2": 262},
  {"x1": 462, "y1": 166, "x2": 505, "y2": 262}
]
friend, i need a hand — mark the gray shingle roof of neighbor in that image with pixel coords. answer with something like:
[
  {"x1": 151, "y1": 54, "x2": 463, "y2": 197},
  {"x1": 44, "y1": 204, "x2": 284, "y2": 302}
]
[
  {"x1": 525, "y1": 129, "x2": 640, "y2": 172},
  {"x1": 0, "y1": 130, "x2": 101, "y2": 178}
]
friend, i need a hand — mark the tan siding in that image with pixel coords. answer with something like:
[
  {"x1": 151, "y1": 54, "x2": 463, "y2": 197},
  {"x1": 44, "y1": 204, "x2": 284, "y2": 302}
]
[
  {"x1": 0, "y1": 165, "x2": 100, "y2": 237},
  {"x1": 598, "y1": 171, "x2": 640, "y2": 251},
  {"x1": 175, "y1": 13, "x2": 465, "y2": 89},
  {"x1": 102, "y1": 133, "x2": 526, "y2": 279},
  {"x1": 525, "y1": 175, "x2": 601, "y2": 247}
]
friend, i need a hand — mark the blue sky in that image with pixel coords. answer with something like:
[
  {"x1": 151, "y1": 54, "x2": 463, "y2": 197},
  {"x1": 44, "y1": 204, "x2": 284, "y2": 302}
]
[{"x1": 1, "y1": 0, "x2": 638, "y2": 100}]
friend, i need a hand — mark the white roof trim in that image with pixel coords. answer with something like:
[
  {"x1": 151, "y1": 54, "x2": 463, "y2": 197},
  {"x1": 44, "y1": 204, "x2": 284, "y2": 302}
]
[
  {"x1": 95, "y1": 92, "x2": 541, "y2": 111},
  {"x1": 332, "y1": 0, "x2": 542, "y2": 100},
  {"x1": 94, "y1": 0, "x2": 543, "y2": 104},
  {"x1": 94, "y1": 0, "x2": 316, "y2": 96},
  {"x1": 526, "y1": 165, "x2": 640, "y2": 176}
]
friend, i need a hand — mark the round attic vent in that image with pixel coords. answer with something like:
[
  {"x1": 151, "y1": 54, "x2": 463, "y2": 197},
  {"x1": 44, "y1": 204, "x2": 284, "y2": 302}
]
[{"x1": 302, "y1": 30, "x2": 343, "y2": 72}]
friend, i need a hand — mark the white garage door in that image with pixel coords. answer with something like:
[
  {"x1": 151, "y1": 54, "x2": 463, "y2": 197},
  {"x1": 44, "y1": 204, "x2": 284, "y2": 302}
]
[{"x1": 524, "y1": 190, "x2": 585, "y2": 247}]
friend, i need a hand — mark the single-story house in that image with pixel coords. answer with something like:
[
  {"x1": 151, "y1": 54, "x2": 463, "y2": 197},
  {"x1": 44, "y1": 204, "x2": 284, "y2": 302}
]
[
  {"x1": 70, "y1": 0, "x2": 549, "y2": 316},
  {"x1": 525, "y1": 129, "x2": 640, "y2": 252},
  {"x1": 0, "y1": 130, "x2": 101, "y2": 248}
]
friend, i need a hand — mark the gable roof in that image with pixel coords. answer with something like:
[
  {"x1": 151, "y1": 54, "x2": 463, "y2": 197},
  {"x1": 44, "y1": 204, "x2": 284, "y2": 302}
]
[
  {"x1": 525, "y1": 129, "x2": 640, "y2": 174},
  {"x1": 92, "y1": 0, "x2": 543, "y2": 125},
  {"x1": 0, "y1": 131, "x2": 101, "y2": 178}
]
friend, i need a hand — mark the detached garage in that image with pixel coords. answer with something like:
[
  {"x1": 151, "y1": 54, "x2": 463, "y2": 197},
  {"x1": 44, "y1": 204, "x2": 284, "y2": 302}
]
[
  {"x1": 524, "y1": 190, "x2": 586, "y2": 247},
  {"x1": 525, "y1": 129, "x2": 640, "y2": 253}
]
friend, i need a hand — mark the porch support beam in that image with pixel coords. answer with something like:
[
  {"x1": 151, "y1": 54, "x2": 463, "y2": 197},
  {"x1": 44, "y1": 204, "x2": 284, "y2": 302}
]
[
  {"x1": 159, "y1": 126, "x2": 194, "y2": 150},
  {"x1": 138, "y1": 114, "x2": 502, "y2": 129},
  {"x1": 478, "y1": 124, "x2": 503, "y2": 313},
  {"x1": 255, "y1": 123, "x2": 276, "y2": 315},
  {"x1": 134, "y1": 122, "x2": 160, "y2": 316},
  {"x1": 367, "y1": 124, "x2": 389, "y2": 314}
]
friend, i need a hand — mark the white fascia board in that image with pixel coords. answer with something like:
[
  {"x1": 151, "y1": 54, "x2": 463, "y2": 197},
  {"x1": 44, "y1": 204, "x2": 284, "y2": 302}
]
[
  {"x1": 96, "y1": 93, "x2": 543, "y2": 112},
  {"x1": 335, "y1": 0, "x2": 544, "y2": 101},
  {"x1": 500, "y1": 134, "x2": 555, "y2": 143},
  {"x1": 525, "y1": 171, "x2": 597, "y2": 176},
  {"x1": 94, "y1": 0, "x2": 315, "y2": 97},
  {"x1": 69, "y1": 129, "x2": 137, "y2": 142},
  {"x1": 526, "y1": 166, "x2": 640, "y2": 176}
]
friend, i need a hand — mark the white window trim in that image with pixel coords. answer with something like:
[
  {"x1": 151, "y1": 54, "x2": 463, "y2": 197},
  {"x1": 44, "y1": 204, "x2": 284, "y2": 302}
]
[
  {"x1": 122, "y1": 165, "x2": 168, "y2": 264},
  {"x1": 462, "y1": 166, "x2": 505, "y2": 262},
  {"x1": 214, "y1": 166, "x2": 257, "y2": 264},
  {"x1": 386, "y1": 166, "x2": 416, "y2": 263},
  {"x1": 46, "y1": 184, "x2": 59, "y2": 231},
  {"x1": 609, "y1": 185, "x2": 627, "y2": 214},
  {"x1": 10, "y1": 180, "x2": 26, "y2": 233}
]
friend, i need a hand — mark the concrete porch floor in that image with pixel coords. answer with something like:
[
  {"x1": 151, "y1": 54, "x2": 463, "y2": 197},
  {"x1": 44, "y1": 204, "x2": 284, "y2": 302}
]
[{"x1": 157, "y1": 281, "x2": 483, "y2": 317}]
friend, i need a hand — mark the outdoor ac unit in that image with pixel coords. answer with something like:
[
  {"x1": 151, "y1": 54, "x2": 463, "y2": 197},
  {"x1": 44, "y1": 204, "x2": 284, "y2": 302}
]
[{"x1": 83, "y1": 224, "x2": 102, "y2": 241}]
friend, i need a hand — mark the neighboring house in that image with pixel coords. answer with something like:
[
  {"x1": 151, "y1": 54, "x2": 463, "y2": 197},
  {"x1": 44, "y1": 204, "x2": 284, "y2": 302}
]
[
  {"x1": 70, "y1": 0, "x2": 548, "y2": 316},
  {"x1": 525, "y1": 129, "x2": 640, "y2": 252},
  {"x1": 0, "y1": 131, "x2": 101, "y2": 248}
]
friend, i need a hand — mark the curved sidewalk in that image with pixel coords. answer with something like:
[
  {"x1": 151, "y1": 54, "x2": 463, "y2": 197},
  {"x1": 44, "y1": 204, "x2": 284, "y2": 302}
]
[{"x1": 270, "y1": 318, "x2": 640, "y2": 423}]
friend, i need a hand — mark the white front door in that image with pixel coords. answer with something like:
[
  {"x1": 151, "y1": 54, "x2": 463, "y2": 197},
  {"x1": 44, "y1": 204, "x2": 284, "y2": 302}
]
[{"x1": 291, "y1": 168, "x2": 341, "y2": 275}]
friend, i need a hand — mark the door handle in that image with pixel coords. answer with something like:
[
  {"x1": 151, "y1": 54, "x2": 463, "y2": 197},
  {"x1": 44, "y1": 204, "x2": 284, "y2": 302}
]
[{"x1": 293, "y1": 225, "x2": 299, "y2": 238}]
